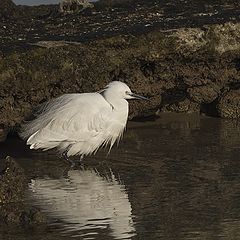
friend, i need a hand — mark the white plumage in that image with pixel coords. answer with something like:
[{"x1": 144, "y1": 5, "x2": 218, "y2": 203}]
[{"x1": 20, "y1": 81, "x2": 147, "y2": 159}]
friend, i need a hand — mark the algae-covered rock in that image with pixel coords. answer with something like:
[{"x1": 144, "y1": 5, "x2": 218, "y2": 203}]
[
  {"x1": 0, "y1": 203, "x2": 46, "y2": 226},
  {"x1": 162, "y1": 98, "x2": 200, "y2": 114},
  {"x1": 217, "y1": 90, "x2": 240, "y2": 119},
  {"x1": 59, "y1": 0, "x2": 93, "y2": 13},
  {"x1": 211, "y1": 22, "x2": 240, "y2": 54},
  {"x1": 188, "y1": 85, "x2": 220, "y2": 104},
  {"x1": 1, "y1": 23, "x2": 240, "y2": 129},
  {"x1": 0, "y1": 125, "x2": 8, "y2": 142},
  {"x1": 171, "y1": 27, "x2": 208, "y2": 55},
  {"x1": 0, "y1": 157, "x2": 46, "y2": 225},
  {"x1": 170, "y1": 22, "x2": 240, "y2": 56},
  {"x1": 0, "y1": 156, "x2": 27, "y2": 204},
  {"x1": 1, "y1": 18, "x2": 240, "y2": 131}
]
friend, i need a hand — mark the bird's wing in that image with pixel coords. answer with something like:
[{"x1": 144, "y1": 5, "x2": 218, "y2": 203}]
[{"x1": 21, "y1": 93, "x2": 112, "y2": 147}]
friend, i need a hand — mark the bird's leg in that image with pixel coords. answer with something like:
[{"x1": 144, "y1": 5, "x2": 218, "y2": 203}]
[
  {"x1": 62, "y1": 150, "x2": 76, "y2": 167},
  {"x1": 75, "y1": 154, "x2": 84, "y2": 166},
  {"x1": 80, "y1": 154, "x2": 84, "y2": 162},
  {"x1": 62, "y1": 150, "x2": 69, "y2": 161},
  {"x1": 67, "y1": 154, "x2": 84, "y2": 169}
]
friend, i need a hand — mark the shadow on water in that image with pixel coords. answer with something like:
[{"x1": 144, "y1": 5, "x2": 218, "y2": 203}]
[{"x1": 1, "y1": 113, "x2": 240, "y2": 240}]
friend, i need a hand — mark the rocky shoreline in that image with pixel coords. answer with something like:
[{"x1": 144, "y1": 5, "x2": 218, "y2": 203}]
[{"x1": 0, "y1": 0, "x2": 240, "y2": 141}]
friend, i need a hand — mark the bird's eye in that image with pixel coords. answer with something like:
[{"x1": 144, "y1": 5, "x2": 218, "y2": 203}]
[{"x1": 125, "y1": 91, "x2": 129, "y2": 95}]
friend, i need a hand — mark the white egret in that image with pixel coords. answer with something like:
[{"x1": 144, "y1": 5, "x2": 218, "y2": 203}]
[{"x1": 20, "y1": 81, "x2": 148, "y2": 162}]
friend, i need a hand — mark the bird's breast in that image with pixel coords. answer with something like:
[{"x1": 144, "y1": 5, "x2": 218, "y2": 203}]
[{"x1": 106, "y1": 103, "x2": 128, "y2": 142}]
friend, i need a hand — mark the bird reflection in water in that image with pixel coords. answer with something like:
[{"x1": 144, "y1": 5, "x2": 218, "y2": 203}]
[{"x1": 28, "y1": 167, "x2": 136, "y2": 239}]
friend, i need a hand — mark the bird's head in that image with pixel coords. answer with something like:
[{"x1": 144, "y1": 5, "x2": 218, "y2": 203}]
[{"x1": 102, "y1": 81, "x2": 148, "y2": 101}]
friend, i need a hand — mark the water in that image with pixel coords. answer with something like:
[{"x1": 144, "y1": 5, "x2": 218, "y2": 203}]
[{"x1": 1, "y1": 113, "x2": 240, "y2": 240}]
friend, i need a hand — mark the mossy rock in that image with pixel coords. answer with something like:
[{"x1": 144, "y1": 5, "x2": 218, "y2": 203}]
[{"x1": 217, "y1": 90, "x2": 240, "y2": 119}]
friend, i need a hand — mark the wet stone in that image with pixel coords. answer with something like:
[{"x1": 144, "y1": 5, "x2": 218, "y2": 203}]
[
  {"x1": 0, "y1": 157, "x2": 46, "y2": 225},
  {"x1": 162, "y1": 98, "x2": 200, "y2": 114},
  {"x1": 188, "y1": 85, "x2": 220, "y2": 104},
  {"x1": 217, "y1": 90, "x2": 240, "y2": 119},
  {"x1": 0, "y1": 156, "x2": 27, "y2": 204},
  {"x1": 0, "y1": 125, "x2": 8, "y2": 143}
]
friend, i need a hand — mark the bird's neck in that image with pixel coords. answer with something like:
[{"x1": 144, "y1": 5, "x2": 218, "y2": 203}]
[{"x1": 102, "y1": 92, "x2": 128, "y2": 110}]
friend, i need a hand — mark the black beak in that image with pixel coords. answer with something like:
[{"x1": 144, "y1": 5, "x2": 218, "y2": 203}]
[{"x1": 129, "y1": 92, "x2": 149, "y2": 100}]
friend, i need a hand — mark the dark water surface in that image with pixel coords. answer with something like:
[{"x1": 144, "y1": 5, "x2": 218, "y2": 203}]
[{"x1": 1, "y1": 113, "x2": 240, "y2": 240}]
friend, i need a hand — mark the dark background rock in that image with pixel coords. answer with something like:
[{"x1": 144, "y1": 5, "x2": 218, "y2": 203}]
[
  {"x1": 0, "y1": 0, "x2": 17, "y2": 19},
  {"x1": 1, "y1": 0, "x2": 240, "y2": 52},
  {"x1": 59, "y1": 0, "x2": 94, "y2": 13}
]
